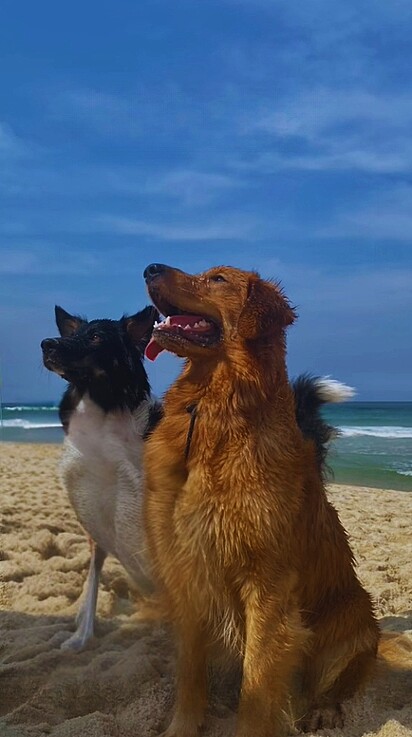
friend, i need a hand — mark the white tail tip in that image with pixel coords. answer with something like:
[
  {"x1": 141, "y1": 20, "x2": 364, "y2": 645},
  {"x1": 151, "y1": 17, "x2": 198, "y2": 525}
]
[{"x1": 314, "y1": 376, "x2": 356, "y2": 403}]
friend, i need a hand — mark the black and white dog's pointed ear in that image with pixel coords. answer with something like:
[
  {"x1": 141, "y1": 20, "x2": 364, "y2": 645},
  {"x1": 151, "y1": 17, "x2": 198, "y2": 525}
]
[
  {"x1": 55, "y1": 306, "x2": 85, "y2": 337},
  {"x1": 123, "y1": 305, "x2": 159, "y2": 349}
]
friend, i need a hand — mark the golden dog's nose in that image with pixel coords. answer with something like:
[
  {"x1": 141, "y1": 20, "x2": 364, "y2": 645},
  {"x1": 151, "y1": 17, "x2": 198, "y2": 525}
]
[{"x1": 143, "y1": 263, "x2": 168, "y2": 283}]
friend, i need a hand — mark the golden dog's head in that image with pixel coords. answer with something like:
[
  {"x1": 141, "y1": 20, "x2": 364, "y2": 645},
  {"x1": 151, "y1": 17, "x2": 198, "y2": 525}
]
[{"x1": 143, "y1": 263, "x2": 296, "y2": 360}]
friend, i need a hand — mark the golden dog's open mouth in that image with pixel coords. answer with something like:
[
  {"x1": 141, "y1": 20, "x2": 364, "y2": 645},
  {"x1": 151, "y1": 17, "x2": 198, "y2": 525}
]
[{"x1": 146, "y1": 306, "x2": 220, "y2": 361}]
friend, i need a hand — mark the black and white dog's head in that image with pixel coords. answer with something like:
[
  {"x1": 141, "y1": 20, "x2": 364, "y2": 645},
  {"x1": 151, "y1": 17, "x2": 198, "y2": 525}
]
[{"x1": 41, "y1": 305, "x2": 158, "y2": 418}]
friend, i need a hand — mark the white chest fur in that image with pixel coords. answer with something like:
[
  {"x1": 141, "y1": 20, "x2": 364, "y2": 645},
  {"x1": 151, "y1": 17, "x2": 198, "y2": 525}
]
[{"x1": 60, "y1": 395, "x2": 152, "y2": 590}]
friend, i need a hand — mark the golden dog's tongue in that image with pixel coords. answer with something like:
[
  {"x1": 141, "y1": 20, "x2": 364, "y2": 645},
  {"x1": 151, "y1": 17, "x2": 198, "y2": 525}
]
[{"x1": 145, "y1": 338, "x2": 164, "y2": 361}]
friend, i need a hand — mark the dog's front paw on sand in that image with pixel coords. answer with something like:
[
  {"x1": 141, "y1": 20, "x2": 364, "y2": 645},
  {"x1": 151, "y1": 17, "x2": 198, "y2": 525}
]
[
  {"x1": 298, "y1": 704, "x2": 344, "y2": 732},
  {"x1": 159, "y1": 725, "x2": 199, "y2": 737},
  {"x1": 159, "y1": 717, "x2": 202, "y2": 737},
  {"x1": 60, "y1": 631, "x2": 91, "y2": 652},
  {"x1": 159, "y1": 730, "x2": 198, "y2": 737},
  {"x1": 47, "y1": 629, "x2": 75, "y2": 649}
]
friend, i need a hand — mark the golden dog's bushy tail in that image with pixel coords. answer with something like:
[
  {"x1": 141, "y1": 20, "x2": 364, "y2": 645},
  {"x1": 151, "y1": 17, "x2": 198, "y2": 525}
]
[
  {"x1": 373, "y1": 629, "x2": 412, "y2": 715},
  {"x1": 292, "y1": 374, "x2": 355, "y2": 476},
  {"x1": 378, "y1": 629, "x2": 412, "y2": 668}
]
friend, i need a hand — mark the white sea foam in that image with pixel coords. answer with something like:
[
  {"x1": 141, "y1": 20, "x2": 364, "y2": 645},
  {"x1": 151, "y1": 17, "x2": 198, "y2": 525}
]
[
  {"x1": 1, "y1": 419, "x2": 62, "y2": 430},
  {"x1": 391, "y1": 461, "x2": 412, "y2": 477},
  {"x1": 339, "y1": 426, "x2": 412, "y2": 439},
  {"x1": 3, "y1": 405, "x2": 58, "y2": 412}
]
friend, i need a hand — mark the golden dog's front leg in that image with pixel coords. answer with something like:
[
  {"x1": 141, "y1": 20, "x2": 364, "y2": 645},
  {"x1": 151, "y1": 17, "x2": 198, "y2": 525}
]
[
  {"x1": 162, "y1": 620, "x2": 208, "y2": 737},
  {"x1": 236, "y1": 588, "x2": 308, "y2": 737}
]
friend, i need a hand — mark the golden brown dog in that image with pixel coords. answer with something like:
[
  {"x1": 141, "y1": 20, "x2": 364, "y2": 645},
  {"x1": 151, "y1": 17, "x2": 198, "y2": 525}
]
[{"x1": 143, "y1": 263, "x2": 380, "y2": 737}]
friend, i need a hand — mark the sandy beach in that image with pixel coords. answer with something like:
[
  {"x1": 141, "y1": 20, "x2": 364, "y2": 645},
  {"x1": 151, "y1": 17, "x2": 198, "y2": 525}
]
[{"x1": 0, "y1": 442, "x2": 411, "y2": 737}]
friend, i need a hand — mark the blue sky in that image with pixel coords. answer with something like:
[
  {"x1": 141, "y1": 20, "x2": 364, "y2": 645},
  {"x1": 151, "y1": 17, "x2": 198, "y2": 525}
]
[{"x1": 1, "y1": 0, "x2": 411, "y2": 402}]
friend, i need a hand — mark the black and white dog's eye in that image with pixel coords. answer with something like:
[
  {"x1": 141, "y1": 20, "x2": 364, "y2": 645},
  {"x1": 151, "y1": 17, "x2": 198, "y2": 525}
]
[
  {"x1": 90, "y1": 333, "x2": 101, "y2": 343},
  {"x1": 210, "y1": 274, "x2": 226, "y2": 283}
]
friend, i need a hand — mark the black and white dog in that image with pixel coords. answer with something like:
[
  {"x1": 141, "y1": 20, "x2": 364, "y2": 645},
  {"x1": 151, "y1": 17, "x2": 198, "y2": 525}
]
[{"x1": 41, "y1": 305, "x2": 161, "y2": 650}]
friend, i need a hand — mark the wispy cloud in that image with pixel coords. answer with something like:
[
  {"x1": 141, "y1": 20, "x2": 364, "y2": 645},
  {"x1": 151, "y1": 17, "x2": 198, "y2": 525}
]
[
  {"x1": 0, "y1": 245, "x2": 101, "y2": 276},
  {"x1": 240, "y1": 88, "x2": 412, "y2": 174},
  {"x1": 317, "y1": 185, "x2": 412, "y2": 241},
  {"x1": 142, "y1": 169, "x2": 243, "y2": 206},
  {"x1": 0, "y1": 162, "x2": 242, "y2": 204},
  {"x1": 0, "y1": 247, "x2": 37, "y2": 274},
  {"x1": 0, "y1": 122, "x2": 29, "y2": 159},
  {"x1": 248, "y1": 90, "x2": 412, "y2": 141},
  {"x1": 49, "y1": 85, "x2": 209, "y2": 141},
  {"x1": 51, "y1": 89, "x2": 141, "y2": 138},
  {"x1": 97, "y1": 214, "x2": 256, "y2": 241},
  {"x1": 261, "y1": 257, "x2": 412, "y2": 315}
]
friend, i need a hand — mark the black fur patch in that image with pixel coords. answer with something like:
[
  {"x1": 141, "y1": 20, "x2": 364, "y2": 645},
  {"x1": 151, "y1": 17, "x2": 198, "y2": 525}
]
[
  {"x1": 143, "y1": 400, "x2": 163, "y2": 440},
  {"x1": 59, "y1": 385, "x2": 81, "y2": 434},
  {"x1": 292, "y1": 374, "x2": 336, "y2": 477},
  {"x1": 42, "y1": 306, "x2": 158, "y2": 427}
]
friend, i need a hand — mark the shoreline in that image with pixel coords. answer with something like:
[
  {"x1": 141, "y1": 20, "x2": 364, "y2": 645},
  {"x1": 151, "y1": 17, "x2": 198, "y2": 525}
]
[
  {"x1": 2, "y1": 440, "x2": 411, "y2": 493},
  {"x1": 1, "y1": 442, "x2": 411, "y2": 736}
]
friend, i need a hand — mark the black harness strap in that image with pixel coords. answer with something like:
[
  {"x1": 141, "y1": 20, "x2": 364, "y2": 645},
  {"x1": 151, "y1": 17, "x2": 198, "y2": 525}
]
[{"x1": 184, "y1": 403, "x2": 198, "y2": 462}]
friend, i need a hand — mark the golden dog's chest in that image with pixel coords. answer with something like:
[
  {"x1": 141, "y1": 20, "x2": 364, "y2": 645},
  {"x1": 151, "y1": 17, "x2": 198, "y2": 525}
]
[{"x1": 175, "y1": 468, "x2": 270, "y2": 571}]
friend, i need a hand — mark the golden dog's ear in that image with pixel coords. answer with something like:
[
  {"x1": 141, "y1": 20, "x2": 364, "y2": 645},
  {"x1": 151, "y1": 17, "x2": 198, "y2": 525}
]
[{"x1": 237, "y1": 276, "x2": 296, "y2": 340}]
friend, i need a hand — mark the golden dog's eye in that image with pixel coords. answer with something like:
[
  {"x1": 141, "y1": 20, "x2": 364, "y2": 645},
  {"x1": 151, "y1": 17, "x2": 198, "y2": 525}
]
[{"x1": 210, "y1": 274, "x2": 226, "y2": 283}]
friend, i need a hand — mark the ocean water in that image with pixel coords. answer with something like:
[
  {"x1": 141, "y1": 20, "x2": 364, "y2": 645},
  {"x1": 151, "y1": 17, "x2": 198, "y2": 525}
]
[
  {"x1": 0, "y1": 401, "x2": 411, "y2": 492},
  {"x1": 0, "y1": 403, "x2": 63, "y2": 444},
  {"x1": 321, "y1": 402, "x2": 412, "y2": 492}
]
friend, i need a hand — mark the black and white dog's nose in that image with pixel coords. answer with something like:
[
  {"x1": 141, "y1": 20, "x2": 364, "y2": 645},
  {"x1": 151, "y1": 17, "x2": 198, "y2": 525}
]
[
  {"x1": 41, "y1": 338, "x2": 60, "y2": 351},
  {"x1": 143, "y1": 263, "x2": 168, "y2": 282}
]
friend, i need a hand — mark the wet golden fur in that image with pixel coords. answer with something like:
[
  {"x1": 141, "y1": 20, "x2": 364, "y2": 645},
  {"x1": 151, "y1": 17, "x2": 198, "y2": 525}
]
[{"x1": 143, "y1": 265, "x2": 380, "y2": 737}]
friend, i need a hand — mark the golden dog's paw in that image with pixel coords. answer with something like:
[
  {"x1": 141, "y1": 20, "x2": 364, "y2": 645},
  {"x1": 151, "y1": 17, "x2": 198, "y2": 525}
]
[
  {"x1": 159, "y1": 728, "x2": 199, "y2": 737},
  {"x1": 298, "y1": 703, "x2": 344, "y2": 731},
  {"x1": 159, "y1": 716, "x2": 202, "y2": 737}
]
